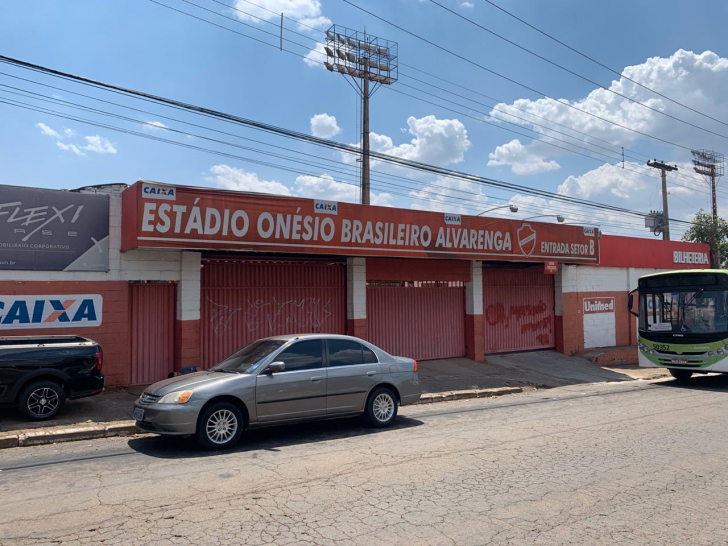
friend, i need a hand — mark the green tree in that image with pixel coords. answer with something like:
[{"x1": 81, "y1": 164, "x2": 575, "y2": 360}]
[{"x1": 682, "y1": 208, "x2": 728, "y2": 268}]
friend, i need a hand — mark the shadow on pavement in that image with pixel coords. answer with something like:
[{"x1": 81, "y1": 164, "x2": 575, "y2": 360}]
[
  {"x1": 127, "y1": 415, "x2": 423, "y2": 459},
  {"x1": 653, "y1": 373, "x2": 728, "y2": 392}
]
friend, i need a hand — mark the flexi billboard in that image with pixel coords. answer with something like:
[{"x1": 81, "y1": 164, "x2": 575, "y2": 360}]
[
  {"x1": 0, "y1": 185, "x2": 110, "y2": 271},
  {"x1": 122, "y1": 181, "x2": 600, "y2": 264}
]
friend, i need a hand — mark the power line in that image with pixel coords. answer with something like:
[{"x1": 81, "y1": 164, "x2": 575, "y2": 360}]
[
  {"x1": 148, "y1": 0, "x2": 726, "y2": 199},
  {"x1": 428, "y1": 0, "x2": 728, "y2": 141},
  {"x1": 0, "y1": 79, "x2": 675, "y2": 235},
  {"x1": 1, "y1": 54, "x2": 697, "y2": 227},
  {"x1": 340, "y1": 0, "x2": 712, "y2": 152},
  {"x1": 481, "y1": 0, "x2": 728, "y2": 129}
]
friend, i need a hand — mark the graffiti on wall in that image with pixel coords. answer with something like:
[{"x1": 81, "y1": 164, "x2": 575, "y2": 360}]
[
  {"x1": 208, "y1": 297, "x2": 333, "y2": 337},
  {"x1": 485, "y1": 300, "x2": 552, "y2": 336}
]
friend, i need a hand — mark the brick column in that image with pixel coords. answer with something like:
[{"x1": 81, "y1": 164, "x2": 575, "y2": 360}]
[
  {"x1": 346, "y1": 257, "x2": 367, "y2": 340},
  {"x1": 175, "y1": 251, "x2": 201, "y2": 370},
  {"x1": 465, "y1": 261, "x2": 485, "y2": 362}
]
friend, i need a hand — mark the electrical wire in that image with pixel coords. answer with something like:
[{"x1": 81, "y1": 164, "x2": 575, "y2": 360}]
[{"x1": 481, "y1": 0, "x2": 728, "y2": 129}]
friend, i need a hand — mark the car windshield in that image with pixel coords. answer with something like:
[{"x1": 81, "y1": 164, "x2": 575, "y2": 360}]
[
  {"x1": 640, "y1": 289, "x2": 728, "y2": 334},
  {"x1": 211, "y1": 339, "x2": 285, "y2": 373}
]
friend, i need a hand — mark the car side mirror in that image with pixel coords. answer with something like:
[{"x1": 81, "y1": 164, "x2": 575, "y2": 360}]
[{"x1": 267, "y1": 361, "x2": 285, "y2": 374}]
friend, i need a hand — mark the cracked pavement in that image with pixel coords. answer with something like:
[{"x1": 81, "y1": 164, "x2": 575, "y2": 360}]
[{"x1": 2, "y1": 376, "x2": 728, "y2": 545}]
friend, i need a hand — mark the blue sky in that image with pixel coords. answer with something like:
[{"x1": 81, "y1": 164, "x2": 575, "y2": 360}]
[{"x1": 2, "y1": 0, "x2": 728, "y2": 238}]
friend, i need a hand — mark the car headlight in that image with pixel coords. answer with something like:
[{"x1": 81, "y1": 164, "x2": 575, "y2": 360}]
[{"x1": 158, "y1": 390, "x2": 193, "y2": 404}]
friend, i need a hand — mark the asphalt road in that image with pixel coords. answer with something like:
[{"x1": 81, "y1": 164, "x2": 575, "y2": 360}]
[{"x1": 2, "y1": 376, "x2": 728, "y2": 545}]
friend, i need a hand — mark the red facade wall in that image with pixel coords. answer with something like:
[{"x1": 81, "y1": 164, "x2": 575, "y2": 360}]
[
  {"x1": 600, "y1": 235, "x2": 710, "y2": 269},
  {"x1": 0, "y1": 281, "x2": 131, "y2": 386},
  {"x1": 366, "y1": 258, "x2": 471, "y2": 282},
  {"x1": 175, "y1": 319, "x2": 201, "y2": 371},
  {"x1": 560, "y1": 290, "x2": 635, "y2": 355}
]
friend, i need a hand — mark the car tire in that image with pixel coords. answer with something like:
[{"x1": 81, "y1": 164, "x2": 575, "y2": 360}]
[
  {"x1": 196, "y1": 401, "x2": 244, "y2": 450},
  {"x1": 18, "y1": 380, "x2": 66, "y2": 421},
  {"x1": 365, "y1": 387, "x2": 398, "y2": 428},
  {"x1": 669, "y1": 369, "x2": 693, "y2": 382}
]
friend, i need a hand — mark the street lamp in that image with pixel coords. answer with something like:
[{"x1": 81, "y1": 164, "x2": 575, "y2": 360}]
[
  {"x1": 477, "y1": 204, "x2": 518, "y2": 216},
  {"x1": 522, "y1": 214, "x2": 565, "y2": 223},
  {"x1": 324, "y1": 25, "x2": 398, "y2": 206}
]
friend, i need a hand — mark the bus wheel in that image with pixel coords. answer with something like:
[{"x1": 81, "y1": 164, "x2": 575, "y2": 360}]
[{"x1": 669, "y1": 369, "x2": 693, "y2": 382}]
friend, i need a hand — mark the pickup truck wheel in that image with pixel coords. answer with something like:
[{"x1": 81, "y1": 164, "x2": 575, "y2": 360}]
[
  {"x1": 365, "y1": 387, "x2": 398, "y2": 428},
  {"x1": 19, "y1": 381, "x2": 66, "y2": 421},
  {"x1": 196, "y1": 402, "x2": 244, "y2": 450}
]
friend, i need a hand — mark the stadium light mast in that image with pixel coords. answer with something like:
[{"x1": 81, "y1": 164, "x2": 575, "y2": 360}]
[{"x1": 324, "y1": 25, "x2": 398, "y2": 205}]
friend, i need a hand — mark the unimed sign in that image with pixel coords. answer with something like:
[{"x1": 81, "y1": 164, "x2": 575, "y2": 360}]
[
  {"x1": 583, "y1": 297, "x2": 615, "y2": 314},
  {"x1": 122, "y1": 182, "x2": 600, "y2": 263}
]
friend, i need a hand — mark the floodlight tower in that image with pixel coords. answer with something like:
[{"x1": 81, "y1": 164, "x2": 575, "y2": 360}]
[{"x1": 324, "y1": 25, "x2": 398, "y2": 205}]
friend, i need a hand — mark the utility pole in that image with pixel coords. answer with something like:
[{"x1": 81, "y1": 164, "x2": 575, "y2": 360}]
[
  {"x1": 646, "y1": 160, "x2": 678, "y2": 241},
  {"x1": 692, "y1": 150, "x2": 725, "y2": 268},
  {"x1": 323, "y1": 26, "x2": 398, "y2": 205},
  {"x1": 361, "y1": 77, "x2": 370, "y2": 204}
]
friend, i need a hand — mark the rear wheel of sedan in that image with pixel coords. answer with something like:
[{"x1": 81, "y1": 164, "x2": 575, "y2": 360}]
[
  {"x1": 18, "y1": 380, "x2": 66, "y2": 421},
  {"x1": 365, "y1": 387, "x2": 398, "y2": 428},
  {"x1": 196, "y1": 401, "x2": 244, "y2": 450}
]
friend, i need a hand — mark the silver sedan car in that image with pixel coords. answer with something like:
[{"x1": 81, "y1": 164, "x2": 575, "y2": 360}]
[{"x1": 133, "y1": 334, "x2": 420, "y2": 450}]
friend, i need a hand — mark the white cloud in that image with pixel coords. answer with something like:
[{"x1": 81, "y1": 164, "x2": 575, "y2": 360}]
[
  {"x1": 232, "y1": 0, "x2": 330, "y2": 31},
  {"x1": 295, "y1": 174, "x2": 392, "y2": 206},
  {"x1": 310, "y1": 113, "x2": 341, "y2": 138},
  {"x1": 409, "y1": 176, "x2": 490, "y2": 214},
  {"x1": 346, "y1": 115, "x2": 471, "y2": 168},
  {"x1": 303, "y1": 42, "x2": 326, "y2": 68},
  {"x1": 460, "y1": 1, "x2": 474, "y2": 7},
  {"x1": 206, "y1": 166, "x2": 392, "y2": 206},
  {"x1": 36, "y1": 122, "x2": 116, "y2": 156},
  {"x1": 208, "y1": 164, "x2": 293, "y2": 195},
  {"x1": 81, "y1": 135, "x2": 117, "y2": 154},
  {"x1": 56, "y1": 141, "x2": 85, "y2": 157},
  {"x1": 36, "y1": 123, "x2": 61, "y2": 140},
  {"x1": 489, "y1": 50, "x2": 728, "y2": 149},
  {"x1": 487, "y1": 139, "x2": 561, "y2": 175},
  {"x1": 144, "y1": 121, "x2": 168, "y2": 131}
]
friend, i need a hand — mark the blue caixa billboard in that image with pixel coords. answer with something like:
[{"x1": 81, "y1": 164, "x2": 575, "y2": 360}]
[{"x1": 0, "y1": 185, "x2": 110, "y2": 271}]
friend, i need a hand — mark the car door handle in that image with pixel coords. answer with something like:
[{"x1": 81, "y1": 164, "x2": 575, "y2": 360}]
[
  {"x1": 366, "y1": 371, "x2": 376, "y2": 376},
  {"x1": 311, "y1": 376, "x2": 323, "y2": 382}
]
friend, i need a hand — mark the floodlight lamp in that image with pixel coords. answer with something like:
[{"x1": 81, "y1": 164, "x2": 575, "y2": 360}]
[
  {"x1": 336, "y1": 49, "x2": 346, "y2": 60},
  {"x1": 377, "y1": 46, "x2": 388, "y2": 55},
  {"x1": 556, "y1": 215, "x2": 565, "y2": 223},
  {"x1": 325, "y1": 30, "x2": 334, "y2": 41},
  {"x1": 324, "y1": 46, "x2": 334, "y2": 57},
  {"x1": 509, "y1": 205, "x2": 518, "y2": 213},
  {"x1": 347, "y1": 37, "x2": 356, "y2": 47},
  {"x1": 346, "y1": 52, "x2": 356, "y2": 63},
  {"x1": 379, "y1": 63, "x2": 390, "y2": 71},
  {"x1": 324, "y1": 62, "x2": 334, "y2": 71},
  {"x1": 337, "y1": 34, "x2": 345, "y2": 44}
]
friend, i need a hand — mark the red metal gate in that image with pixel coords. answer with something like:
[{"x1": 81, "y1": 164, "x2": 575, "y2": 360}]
[
  {"x1": 130, "y1": 283, "x2": 176, "y2": 385},
  {"x1": 367, "y1": 285, "x2": 466, "y2": 360},
  {"x1": 201, "y1": 259, "x2": 346, "y2": 369},
  {"x1": 482, "y1": 268, "x2": 555, "y2": 353}
]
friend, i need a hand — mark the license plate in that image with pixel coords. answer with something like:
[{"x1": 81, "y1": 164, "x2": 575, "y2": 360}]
[
  {"x1": 671, "y1": 359, "x2": 689, "y2": 365},
  {"x1": 133, "y1": 408, "x2": 145, "y2": 421}
]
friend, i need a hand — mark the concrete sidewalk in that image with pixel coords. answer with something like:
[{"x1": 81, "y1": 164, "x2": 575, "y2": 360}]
[{"x1": 0, "y1": 351, "x2": 670, "y2": 448}]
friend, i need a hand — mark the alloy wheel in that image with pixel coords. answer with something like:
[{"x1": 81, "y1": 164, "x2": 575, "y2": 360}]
[
  {"x1": 27, "y1": 387, "x2": 60, "y2": 417},
  {"x1": 206, "y1": 409, "x2": 238, "y2": 444},
  {"x1": 372, "y1": 392, "x2": 395, "y2": 422}
]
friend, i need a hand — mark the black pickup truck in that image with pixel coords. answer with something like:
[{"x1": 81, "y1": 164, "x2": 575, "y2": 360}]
[{"x1": 0, "y1": 336, "x2": 105, "y2": 420}]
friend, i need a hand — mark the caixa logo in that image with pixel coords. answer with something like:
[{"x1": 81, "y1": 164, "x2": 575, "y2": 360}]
[
  {"x1": 314, "y1": 200, "x2": 338, "y2": 215},
  {"x1": 0, "y1": 295, "x2": 103, "y2": 330},
  {"x1": 142, "y1": 184, "x2": 176, "y2": 200},
  {"x1": 444, "y1": 214, "x2": 461, "y2": 225}
]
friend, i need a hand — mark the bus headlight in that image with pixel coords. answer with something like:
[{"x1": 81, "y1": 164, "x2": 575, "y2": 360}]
[
  {"x1": 706, "y1": 351, "x2": 717, "y2": 357},
  {"x1": 717, "y1": 348, "x2": 725, "y2": 355}
]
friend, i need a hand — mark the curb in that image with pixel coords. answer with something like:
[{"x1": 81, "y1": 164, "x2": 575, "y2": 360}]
[
  {"x1": 0, "y1": 421, "x2": 137, "y2": 450},
  {"x1": 1, "y1": 386, "x2": 526, "y2": 450},
  {"x1": 415, "y1": 386, "x2": 523, "y2": 404}
]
